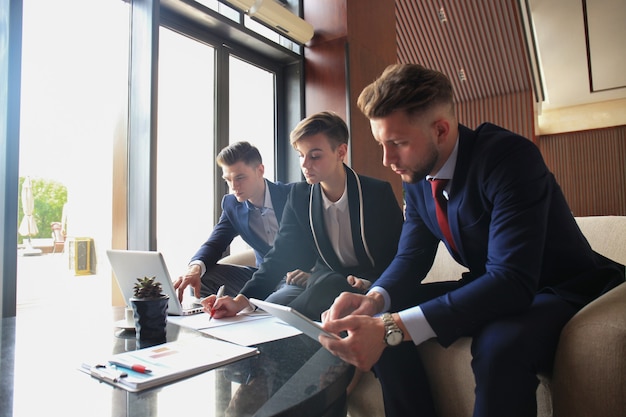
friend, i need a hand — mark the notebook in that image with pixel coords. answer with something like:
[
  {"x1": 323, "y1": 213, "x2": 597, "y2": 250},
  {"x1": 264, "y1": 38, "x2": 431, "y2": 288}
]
[{"x1": 106, "y1": 249, "x2": 204, "y2": 316}]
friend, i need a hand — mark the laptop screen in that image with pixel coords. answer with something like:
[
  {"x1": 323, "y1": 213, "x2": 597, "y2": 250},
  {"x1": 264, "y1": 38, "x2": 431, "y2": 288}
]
[{"x1": 106, "y1": 249, "x2": 202, "y2": 316}]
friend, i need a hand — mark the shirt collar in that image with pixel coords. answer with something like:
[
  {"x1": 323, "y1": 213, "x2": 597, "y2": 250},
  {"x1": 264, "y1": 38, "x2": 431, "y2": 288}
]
[
  {"x1": 426, "y1": 134, "x2": 459, "y2": 182},
  {"x1": 245, "y1": 180, "x2": 274, "y2": 211},
  {"x1": 321, "y1": 177, "x2": 349, "y2": 212}
]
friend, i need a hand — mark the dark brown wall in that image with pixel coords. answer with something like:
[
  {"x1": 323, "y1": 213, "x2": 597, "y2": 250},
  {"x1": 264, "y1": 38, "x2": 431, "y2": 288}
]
[{"x1": 304, "y1": 0, "x2": 402, "y2": 205}]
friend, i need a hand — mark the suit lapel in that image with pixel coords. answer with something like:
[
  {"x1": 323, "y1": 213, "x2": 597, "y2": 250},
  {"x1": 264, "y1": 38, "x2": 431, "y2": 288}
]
[
  {"x1": 267, "y1": 180, "x2": 286, "y2": 222},
  {"x1": 345, "y1": 168, "x2": 372, "y2": 268},
  {"x1": 446, "y1": 124, "x2": 476, "y2": 262},
  {"x1": 235, "y1": 202, "x2": 268, "y2": 251},
  {"x1": 310, "y1": 183, "x2": 341, "y2": 268}
]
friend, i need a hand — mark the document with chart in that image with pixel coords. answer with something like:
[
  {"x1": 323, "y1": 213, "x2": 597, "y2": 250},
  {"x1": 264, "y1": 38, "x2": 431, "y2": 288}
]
[{"x1": 80, "y1": 336, "x2": 259, "y2": 392}]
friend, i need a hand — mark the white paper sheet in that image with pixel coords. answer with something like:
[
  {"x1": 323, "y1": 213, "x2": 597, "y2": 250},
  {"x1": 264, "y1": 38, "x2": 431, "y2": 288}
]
[
  {"x1": 167, "y1": 310, "x2": 270, "y2": 330},
  {"x1": 199, "y1": 316, "x2": 302, "y2": 346}
]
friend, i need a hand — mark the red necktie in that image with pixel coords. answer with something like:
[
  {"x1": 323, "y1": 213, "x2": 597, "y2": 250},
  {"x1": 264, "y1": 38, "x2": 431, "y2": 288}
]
[{"x1": 430, "y1": 179, "x2": 457, "y2": 253}]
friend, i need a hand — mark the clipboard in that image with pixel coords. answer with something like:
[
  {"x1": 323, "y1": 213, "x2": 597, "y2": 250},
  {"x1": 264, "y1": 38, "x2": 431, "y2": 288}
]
[{"x1": 80, "y1": 337, "x2": 259, "y2": 392}]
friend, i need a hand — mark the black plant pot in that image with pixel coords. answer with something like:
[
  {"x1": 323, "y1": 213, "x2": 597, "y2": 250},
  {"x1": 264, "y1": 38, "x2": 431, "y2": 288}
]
[{"x1": 130, "y1": 296, "x2": 168, "y2": 348}]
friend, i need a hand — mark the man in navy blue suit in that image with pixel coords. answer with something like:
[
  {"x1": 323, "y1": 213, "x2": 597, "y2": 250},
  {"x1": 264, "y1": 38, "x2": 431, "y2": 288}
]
[
  {"x1": 319, "y1": 64, "x2": 625, "y2": 417},
  {"x1": 174, "y1": 141, "x2": 306, "y2": 300}
]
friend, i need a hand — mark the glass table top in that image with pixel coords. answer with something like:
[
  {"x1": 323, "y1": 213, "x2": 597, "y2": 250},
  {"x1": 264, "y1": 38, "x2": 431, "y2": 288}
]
[{"x1": 1, "y1": 307, "x2": 353, "y2": 417}]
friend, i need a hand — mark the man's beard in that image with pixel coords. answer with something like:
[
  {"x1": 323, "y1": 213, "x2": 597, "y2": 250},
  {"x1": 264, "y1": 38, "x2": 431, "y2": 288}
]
[{"x1": 405, "y1": 145, "x2": 439, "y2": 184}]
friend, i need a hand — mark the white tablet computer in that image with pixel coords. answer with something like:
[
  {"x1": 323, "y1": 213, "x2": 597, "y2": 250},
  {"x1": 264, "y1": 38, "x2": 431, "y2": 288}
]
[{"x1": 249, "y1": 299, "x2": 339, "y2": 341}]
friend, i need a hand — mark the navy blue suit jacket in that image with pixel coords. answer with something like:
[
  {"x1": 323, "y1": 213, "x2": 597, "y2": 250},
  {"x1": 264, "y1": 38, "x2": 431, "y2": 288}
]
[
  {"x1": 375, "y1": 123, "x2": 624, "y2": 347},
  {"x1": 190, "y1": 180, "x2": 293, "y2": 268},
  {"x1": 240, "y1": 165, "x2": 404, "y2": 301}
]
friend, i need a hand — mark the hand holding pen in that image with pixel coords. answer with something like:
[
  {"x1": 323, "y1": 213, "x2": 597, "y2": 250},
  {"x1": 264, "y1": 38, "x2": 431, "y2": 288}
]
[
  {"x1": 199, "y1": 286, "x2": 250, "y2": 319},
  {"x1": 209, "y1": 285, "x2": 226, "y2": 321}
]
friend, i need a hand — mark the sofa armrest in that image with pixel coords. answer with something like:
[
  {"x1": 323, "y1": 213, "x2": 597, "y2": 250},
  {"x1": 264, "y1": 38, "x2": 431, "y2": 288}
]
[
  {"x1": 552, "y1": 282, "x2": 626, "y2": 417},
  {"x1": 217, "y1": 249, "x2": 256, "y2": 268}
]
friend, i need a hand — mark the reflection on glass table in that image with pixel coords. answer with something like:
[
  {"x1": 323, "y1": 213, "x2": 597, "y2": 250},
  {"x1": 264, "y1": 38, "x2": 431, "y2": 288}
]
[{"x1": 2, "y1": 307, "x2": 353, "y2": 417}]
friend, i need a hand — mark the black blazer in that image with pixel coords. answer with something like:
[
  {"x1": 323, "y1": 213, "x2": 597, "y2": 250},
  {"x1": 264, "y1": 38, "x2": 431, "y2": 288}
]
[{"x1": 240, "y1": 165, "x2": 404, "y2": 300}]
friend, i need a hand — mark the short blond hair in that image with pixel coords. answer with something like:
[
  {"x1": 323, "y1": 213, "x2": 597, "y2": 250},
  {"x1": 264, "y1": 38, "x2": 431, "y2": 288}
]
[{"x1": 289, "y1": 111, "x2": 349, "y2": 150}]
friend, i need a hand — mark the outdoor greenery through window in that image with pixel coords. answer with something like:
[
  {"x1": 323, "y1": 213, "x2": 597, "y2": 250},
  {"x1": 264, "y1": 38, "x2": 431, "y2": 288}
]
[
  {"x1": 14, "y1": 0, "x2": 288, "y2": 313},
  {"x1": 18, "y1": 0, "x2": 128, "y2": 267}
]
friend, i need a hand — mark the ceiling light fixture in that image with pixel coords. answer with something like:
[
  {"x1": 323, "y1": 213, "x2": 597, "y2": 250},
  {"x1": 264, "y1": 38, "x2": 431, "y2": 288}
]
[{"x1": 438, "y1": 7, "x2": 448, "y2": 23}]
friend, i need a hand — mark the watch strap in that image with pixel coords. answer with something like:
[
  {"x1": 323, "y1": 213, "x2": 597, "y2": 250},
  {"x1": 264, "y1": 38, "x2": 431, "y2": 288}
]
[{"x1": 382, "y1": 312, "x2": 403, "y2": 346}]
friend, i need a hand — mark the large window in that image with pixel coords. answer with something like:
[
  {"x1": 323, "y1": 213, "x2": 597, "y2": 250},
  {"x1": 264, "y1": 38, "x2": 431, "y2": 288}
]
[
  {"x1": 229, "y1": 55, "x2": 276, "y2": 180},
  {"x1": 156, "y1": 28, "x2": 216, "y2": 270},
  {"x1": 146, "y1": 0, "x2": 306, "y2": 269},
  {"x1": 15, "y1": 0, "x2": 129, "y2": 314},
  {"x1": 155, "y1": 25, "x2": 283, "y2": 270},
  {"x1": 228, "y1": 55, "x2": 277, "y2": 253},
  {"x1": 3, "y1": 0, "x2": 304, "y2": 316}
]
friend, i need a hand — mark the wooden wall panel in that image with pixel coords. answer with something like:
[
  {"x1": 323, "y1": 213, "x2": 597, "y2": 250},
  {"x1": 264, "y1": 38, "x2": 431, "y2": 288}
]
[
  {"x1": 456, "y1": 91, "x2": 535, "y2": 141},
  {"x1": 539, "y1": 126, "x2": 626, "y2": 216},
  {"x1": 346, "y1": 0, "x2": 399, "y2": 196},
  {"x1": 304, "y1": 37, "x2": 349, "y2": 118},
  {"x1": 304, "y1": 0, "x2": 401, "y2": 202},
  {"x1": 396, "y1": 0, "x2": 535, "y2": 141},
  {"x1": 347, "y1": 42, "x2": 402, "y2": 197},
  {"x1": 396, "y1": 0, "x2": 531, "y2": 102},
  {"x1": 303, "y1": 0, "x2": 347, "y2": 44},
  {"x1": 303, "y1": 0, "x2": 349, "y2": 120},
  {"x1": 303, "y1": 0, "x2": 622, "y2": 215}
]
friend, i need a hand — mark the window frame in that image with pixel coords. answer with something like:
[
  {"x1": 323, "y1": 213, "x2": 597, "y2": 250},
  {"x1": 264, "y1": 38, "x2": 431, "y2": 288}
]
[{"x1": 125, "y1": 0, "x2": 304, "y2": 250}]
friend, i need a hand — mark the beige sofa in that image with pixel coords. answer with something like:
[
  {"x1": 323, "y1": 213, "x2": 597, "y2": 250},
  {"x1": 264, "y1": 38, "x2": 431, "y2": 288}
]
[
  {"x1": 219, "y1": 216, "x2": 626, "y2": 417},
  {"x1": 347, "y1": 216, "x2": 626, "y2": 417}
]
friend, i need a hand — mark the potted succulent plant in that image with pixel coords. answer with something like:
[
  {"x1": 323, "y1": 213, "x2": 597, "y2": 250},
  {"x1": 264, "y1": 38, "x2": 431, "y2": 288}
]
[{"x1": 130, "y1": 276, "x2": 169, "y2": 347}]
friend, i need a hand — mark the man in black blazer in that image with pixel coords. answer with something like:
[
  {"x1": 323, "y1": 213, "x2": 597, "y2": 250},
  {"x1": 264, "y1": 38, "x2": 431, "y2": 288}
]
[
  {"x1": 319, "y1": 64, "x2": 625, "y2": 417},
  {"x1": 202, "y1": 112, "x2": 404, "y2": 320},
  {"x1": 174, "y1": 141, "x2": 306, "y2": 299}
]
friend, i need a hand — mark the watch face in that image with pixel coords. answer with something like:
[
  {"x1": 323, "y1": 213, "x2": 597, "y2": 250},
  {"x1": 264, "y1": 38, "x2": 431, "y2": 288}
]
[{"x1": 386, "y1": 330, "x2": 403, "y2": 346}]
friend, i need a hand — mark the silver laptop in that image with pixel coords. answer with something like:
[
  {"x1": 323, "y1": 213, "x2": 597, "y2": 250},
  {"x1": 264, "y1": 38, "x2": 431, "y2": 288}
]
[{"x1": 106, "y1": 249, "x2": 204, "y2": 316}]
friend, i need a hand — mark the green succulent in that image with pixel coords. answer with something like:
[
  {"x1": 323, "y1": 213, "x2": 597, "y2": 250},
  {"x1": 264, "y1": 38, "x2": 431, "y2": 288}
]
[{"x1": 133, "y1": 276, "x2": 165, "y2": 299}]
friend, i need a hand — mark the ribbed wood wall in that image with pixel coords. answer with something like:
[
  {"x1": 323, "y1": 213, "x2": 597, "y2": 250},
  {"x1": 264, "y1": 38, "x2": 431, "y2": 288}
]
[
  {"x1": 539, "y1": 126, "x2": 626, "y2": 216},
  {"x1": 303, "y1": 0, "x2": 624, "y2": 216},
  {"x1": 456, "y1": 92, "x2": 535, "y2": 141},
  {"x1": 393, "y1": 0, "x2": 626, "y2": 216},
  {"x1": 395, "y1": 0, "x2": 535, "y2": 140}
]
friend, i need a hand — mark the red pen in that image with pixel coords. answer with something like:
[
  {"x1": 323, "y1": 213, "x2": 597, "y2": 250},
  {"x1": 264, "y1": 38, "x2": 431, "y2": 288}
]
[
  {"x1": 209, "y1": 285, "x2": 226, "y2": 321},
  {"x1": 109, "y1": 360, "x2": 152, "y2": 374}
]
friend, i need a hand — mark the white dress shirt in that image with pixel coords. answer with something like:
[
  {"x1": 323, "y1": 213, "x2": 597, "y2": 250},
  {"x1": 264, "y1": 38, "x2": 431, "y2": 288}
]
[{"x1": 321, "y1": 179, "x2": 358, "y2": 267}]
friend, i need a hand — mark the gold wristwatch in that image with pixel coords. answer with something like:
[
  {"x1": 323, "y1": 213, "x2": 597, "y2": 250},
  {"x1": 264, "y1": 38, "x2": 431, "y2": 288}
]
[{"x1": 382, "y1": 313, "x2": 404, "y2": 346}]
